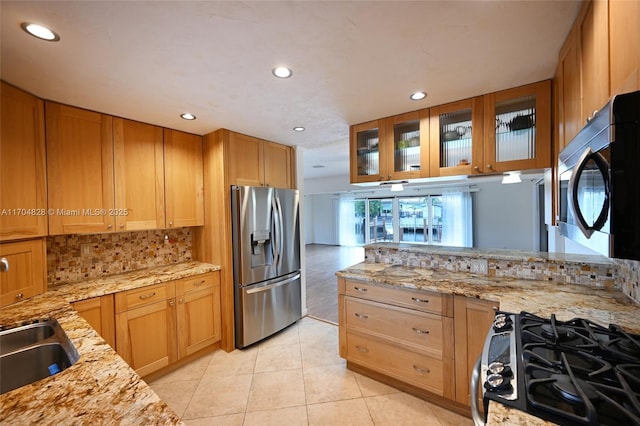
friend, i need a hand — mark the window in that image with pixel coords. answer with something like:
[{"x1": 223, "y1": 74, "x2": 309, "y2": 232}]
[{"x1": 340, "y1": 191, "x2": 473, "y2": 247}]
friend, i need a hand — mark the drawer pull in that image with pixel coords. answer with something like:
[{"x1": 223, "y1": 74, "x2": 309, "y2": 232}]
[
  {"x1": 0, "y1": 257, "x2": 9, "y2": 272},
  {"x1": 355, "y1": 345, "x2": 369, "y2": 353},
  {"x1": 354, "y1": 313, "x2": 369, "y2": 319},
  {"x1": 139, "y1": 292, "x2": 157, "y2": 300},
  {"x1": 353, "y1": 286, "x2": 368, "y2": 292},
  {"x1": 193, "y1": 279, "x2": 206, "y2": 287},
  {"x1": 411, "y1": 297, "x2": 429, "y2": 303},
  {"x1": 413, "y1": 365, "x2": 430, "y2": 374},
  {"x1": 412, "y1": 327, "x2": 429, "y2": 335}
]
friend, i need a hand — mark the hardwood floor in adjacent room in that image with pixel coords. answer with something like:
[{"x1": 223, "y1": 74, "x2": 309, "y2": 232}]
[{"x1": 304, "y1": 244, "x2": 364, "y2": 324}]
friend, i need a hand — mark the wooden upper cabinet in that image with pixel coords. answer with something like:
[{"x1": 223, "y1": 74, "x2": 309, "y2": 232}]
[
  {"x1": 609, "y1": 0, "x2": 640, "y2": 95},
  {"x1": 483, "y1": 80, "x2": 551, "y2": 173},
  {"x1": 385, "y1": 110, "x2": 429, "y2": 181},
  {"x1": 350, "y1": 119, "x2": 385, "y2": 183},
  {"x1": 0, "y1": 83, "x2": 47, "y2": 241},
  {"x1": 226, "y1": 131, "x2": 295, "y2": 189},
  {"x1": 46, "y1": 102, "x2": 115, "y2": 235},
  {"x1": 113, "y1": 118, "x2": 165, "y2": 231},
  {"x1": 226, "y1": 132, "x2": 265, "y2": 187},
  {"x1": 579, "y1": 0, "x2": 610, "y2": 124},
  {"x1": 164, "y1": 129, "x2": 204, "y2": 228},
  {"x1": 557, "y1": 26, "x2": 581, "y2": 153},
  {"x1": 429, "y1": 98, "x2": 483, "y2": 177},
  {"x1": 0, "y1": 238, "x2": 46, "y2": 307},
  {"x1": 263, "y1": 140, "x2": 294, "y2": 189}
]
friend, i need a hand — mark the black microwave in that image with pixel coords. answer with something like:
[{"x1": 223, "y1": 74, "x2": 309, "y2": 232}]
[{"x1": 558, "y1": 90, "x2": 640, "y2": 260}]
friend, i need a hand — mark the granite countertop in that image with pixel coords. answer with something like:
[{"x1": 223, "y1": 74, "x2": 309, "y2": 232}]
[
  {"x1": 337, "y1": 261, "x2": 640, "y2": 426},
  {"x1": 0, "y1": 261, "x2": 220, "y2": 425}
]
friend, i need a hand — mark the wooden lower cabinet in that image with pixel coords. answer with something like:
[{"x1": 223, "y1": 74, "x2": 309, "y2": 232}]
[
  {"x1": 115, "y1": 271, "x2": 221, "y2": 377},
  {"x1": 453, "y1": 295, "x2": 499, "y2": 407},
  {"x1": 0, "y1": 238, "x2": 46, "y2": 307},
  {"x1": 72, "y1": 294, "x2": 116, "y2": 349},
  {"x1": 338, "y1": 277, "x2": 455, "y2": 400}
]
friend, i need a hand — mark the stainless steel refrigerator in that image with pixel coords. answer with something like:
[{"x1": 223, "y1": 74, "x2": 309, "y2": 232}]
[{"x1": 231, "y1": 185, "x2": 302, "y2": 348}]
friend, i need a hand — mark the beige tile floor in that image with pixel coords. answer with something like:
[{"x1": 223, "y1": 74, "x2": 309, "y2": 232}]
[{"x1": 148, "y1": 317, "x2": 471, "y2": 425}]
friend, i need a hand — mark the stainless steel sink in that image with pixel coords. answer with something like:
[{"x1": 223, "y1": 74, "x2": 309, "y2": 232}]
[{"x1": 0, "y1": 319, "x2": 80, "y2": 394}]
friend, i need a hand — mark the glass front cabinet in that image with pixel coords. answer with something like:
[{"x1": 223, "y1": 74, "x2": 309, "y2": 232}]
[
  {"x1": 429, "y1": 97, "x2": 484, "y2": 176},
  {"x1": 350, "y1": 110, "x2": 429, "y2": 183},
  {"x1": 483, "y1": 80, "x2": 551, "y2": 173}
]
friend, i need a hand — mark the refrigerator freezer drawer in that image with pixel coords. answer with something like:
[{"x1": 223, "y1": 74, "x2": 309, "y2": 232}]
[{"x1": 235, "y1": 272, "x2": 302, "y2": 348}]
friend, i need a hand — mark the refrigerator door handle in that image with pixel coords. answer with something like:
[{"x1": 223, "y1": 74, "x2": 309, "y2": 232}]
[
  {"x1": 272, "y1": 194, "x2": 284, "y2": 269},
  {"x1": 245, "y1": 273, "x2": 301, "y2": 294}
]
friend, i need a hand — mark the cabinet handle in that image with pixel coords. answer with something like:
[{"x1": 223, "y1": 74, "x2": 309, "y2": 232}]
[
  {"x1": 107, "y1": 224, "x2": 113, "y2": 229},
  {"x1": 0, "y1": 257, "x2": 9, "y2": 272},
  {"x1": 413, "y1": 365, "x2": 430, "y2": 374},
  {"x1": 473, "y1": 166, "x2": 479, "y2": 172},
  {"x1": 355, "y1": 345, "x2": 369, "y2": 353},
  {"x1": 168, "y1": 299, "x2": 175, "y2": 307},
  {"x1": 353, "y1": 286, "x2": 368, "y2": 293},
  {"x1": 492, "y1": 306, "x2": 499, "y2": 311},
  {"x1": 169, "y1": 221, "x2": 173, "y2": 227},
  {"x1": 15, "y1": 293, "x2": 24, "y2": 300},
  {"x1": 179, "y1": 298, "x2": 184, "y2": 304},
  {"x1": 412, "y1": 327, "x2": 429, "y2": 334},
  {"x1": 192, "y1": 279, "x2": 206, "y2": 287},
  {"x1": 139, "y1": 292, "x2": 157, "y2": 300},
  {"x1": 486, "y1": 164, "x2": 493, "y2": 170},
  {"x1": 354, "y1": 313, "x2": 368, "y2": 319},
  {"x1": 411, "y1": 297, "x2": 429, "y2": 303},
  {"x1": 119, "y1": 224, "x2": 125, "y2": 229}
]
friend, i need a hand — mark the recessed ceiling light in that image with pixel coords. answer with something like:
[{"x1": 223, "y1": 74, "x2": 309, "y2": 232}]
[
  {"x1": 293, "y1": 126, "x2": 305, "y2": 132},
  {"x1": 272, "y1": 66, "x2": 293, "y2": 79},
  {"x1": 21, "y1": 22, "x2": 60, "y2": 42},
  {"x1": 410, "y1": 91, "x2": 427, "y2": 101},
  {"x1": 180, "y1": 113, "x2": 196, "y2": 120}
]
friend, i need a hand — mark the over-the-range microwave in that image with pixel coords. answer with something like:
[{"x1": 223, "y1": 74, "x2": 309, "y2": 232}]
[{"x1": 558, "y1": 90, "x2": 640, "y2": 260}]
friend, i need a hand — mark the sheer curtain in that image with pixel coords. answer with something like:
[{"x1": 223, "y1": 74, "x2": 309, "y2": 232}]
[
  {"x1": 338, "y1": 196, "x2": 357, "y2": 246},
  {"x1": 441, "y1": 191, "x2": 473, "y2": 247}
]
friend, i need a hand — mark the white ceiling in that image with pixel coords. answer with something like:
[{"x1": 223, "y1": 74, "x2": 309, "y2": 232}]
[{"x1": 1, "y1": 1, "x2": 580, "y2": 180}]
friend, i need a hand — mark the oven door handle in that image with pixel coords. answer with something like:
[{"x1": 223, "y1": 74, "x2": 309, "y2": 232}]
[{"x1": 470, "y1": 356, "x2": 486, "y2": 426}]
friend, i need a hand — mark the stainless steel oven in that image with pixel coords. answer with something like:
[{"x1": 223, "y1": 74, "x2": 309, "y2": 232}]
[{"x1": 557, "y1": 90, "x2": 640, "y2": 260}]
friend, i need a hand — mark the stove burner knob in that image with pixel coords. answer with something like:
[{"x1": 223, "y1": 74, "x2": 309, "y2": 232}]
[
  {"x1": 486, "y1": 373, "x2": 504, "y2": 388},
  {"x1": 501, "y1": 365, "x2": 513, "y2": 378},
  {"x1": 494, "y1": 319, "x2": 506, "y2": 329},
  {"x1": 488, "y1": 362, "x2": 504, "y2": 374},
  {"x1": 494, "y1": 314, "x2": 507, "y2": 323}
]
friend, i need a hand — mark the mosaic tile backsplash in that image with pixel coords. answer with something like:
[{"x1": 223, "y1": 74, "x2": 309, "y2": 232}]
[
  {"x1": 614, "y1": 259, "x2": 640, "y2": 305},
  {"x1": 47, "y1": 229, "x2": 192, "y2": 285}
]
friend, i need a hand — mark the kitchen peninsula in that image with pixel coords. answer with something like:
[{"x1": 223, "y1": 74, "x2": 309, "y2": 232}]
[
  {"x1": 0, "y1": 261, "x2": 220, "y2": 425},
  {"x1": 337, "y1": 243, "x2": 640, "y2": 425}
]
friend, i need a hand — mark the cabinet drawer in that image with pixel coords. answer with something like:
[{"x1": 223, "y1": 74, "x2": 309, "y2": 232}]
[
  {"x1": 344, "y1": 279, "x2": 451, "y2": 316},
  {"x1": 346, "y1": 332, "x2": 446, "y2": 396},
  {"x1": 115, "y1": 282, "x2": 175, "y2": 313},
  {"x1": 177, "y1": 272, "x2": 219, "y2": 295},
  {"x1": 345, "y1": 297, "x2": 452, "y2": 360}
]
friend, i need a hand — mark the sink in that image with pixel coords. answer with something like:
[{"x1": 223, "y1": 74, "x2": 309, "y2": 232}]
[
  {"x1": 0, "y1": 321, "x2": 56, "y2": 355},
  {"x1": 0, "y1": 319, "x2": 80, "y2": 394}
]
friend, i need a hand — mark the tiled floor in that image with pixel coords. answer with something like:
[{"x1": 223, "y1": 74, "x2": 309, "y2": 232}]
[{"x1": 148, "y1": 317, "x2": 471, "y2": 425}]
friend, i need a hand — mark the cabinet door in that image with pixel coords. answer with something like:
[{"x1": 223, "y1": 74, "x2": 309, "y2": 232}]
[
  {"x1": 557, "y1": 30, "x2": 582, "y2": 153},
  {"x1": 263, "y1": 141, "x2": 294, "y2": 189},
  {"x1": 429, "y1": 98, "x2": 483, "y2": 176},
  {"x1": 72, "y1": 294, "x2": 116, "y2": 349},
  {"x1": 453, "y1": 296, "x2": 498, "y2": 407},
  {"x1": 46, "y1": 102, "x2": 115, "y2": 234},
  {"x1": 609, "y1": 0, "x2": 640, "y2": 95},
  {"x1": 164, "y1": 129, "x2": 204, "y2": 228},
  {"x1": 350, "y1": 120, "x2": 386, "y2": 183},
  {"x1": 0, "y1": 83, "x2": 47, "y2": 241},
  {"x1": 226, "y1": 132, "x2": 265, "y2": 186},
  {"x1": 483, "y1": 80, "x2": 551, "y2": 173},
  {"x1": 116, "y1": 298, "x2": 177, "y2": 377},
  {"x1": 176, "y1": 277, "x2": 221, "y2": 358},
  {"x1": 386, "y1": 110, "x2": 429, "y2": 180},
  {"x1": 579, "y1": 0, "x2": 610, "y2": 124},
  {"x1": 0, "y1": 238, "x2": 46, "y2": 307},
  {"x1": 113, "y1": 118, "x2": 165, "y2": 231}
]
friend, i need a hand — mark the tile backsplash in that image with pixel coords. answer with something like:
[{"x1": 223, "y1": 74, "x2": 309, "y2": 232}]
[
  {"x1": 614, "y1": 259, "x2": 640, "y2": 305},
  {"x1": 47, "y1": 229, "x2": 192, "y2": 285}
]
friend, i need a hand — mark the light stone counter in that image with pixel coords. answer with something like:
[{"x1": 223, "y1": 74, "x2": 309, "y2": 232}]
[
  {"x1": 0, "y1": 261, "x2": 220, "y2": 425},
  {"x1": 336, "y1": 261, "x2": 640, "y2": 426}
]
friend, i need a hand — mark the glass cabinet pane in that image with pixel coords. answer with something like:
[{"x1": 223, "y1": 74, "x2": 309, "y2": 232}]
[
  {"x1": 356, "y1": 128, "x2": 379, "y2": 177},
  {"x1": 393, "y1": 120, "x2": 420, "y2": 173},
  {"x1": 494, "y1": 94, "x2": 536, "y2": 162},
  {"x1": 439, "y1": 109, "x2": 472, "y2": 167}
]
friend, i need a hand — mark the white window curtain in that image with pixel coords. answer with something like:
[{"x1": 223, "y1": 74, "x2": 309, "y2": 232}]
[
  {"x1": 338, "y1": 196, "x2": 357, "y2": 246},
  {"x1": 441, "y1": 191, "x2": 473, "y2": 247}
]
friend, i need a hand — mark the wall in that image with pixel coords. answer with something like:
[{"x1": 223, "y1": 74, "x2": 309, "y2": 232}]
[
  {"x1": 47, "y1": 228, "x2": 192, "y2": 285},
  {"x1": 304, "y1": 174, "x2": 540, "y2": 251}
]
